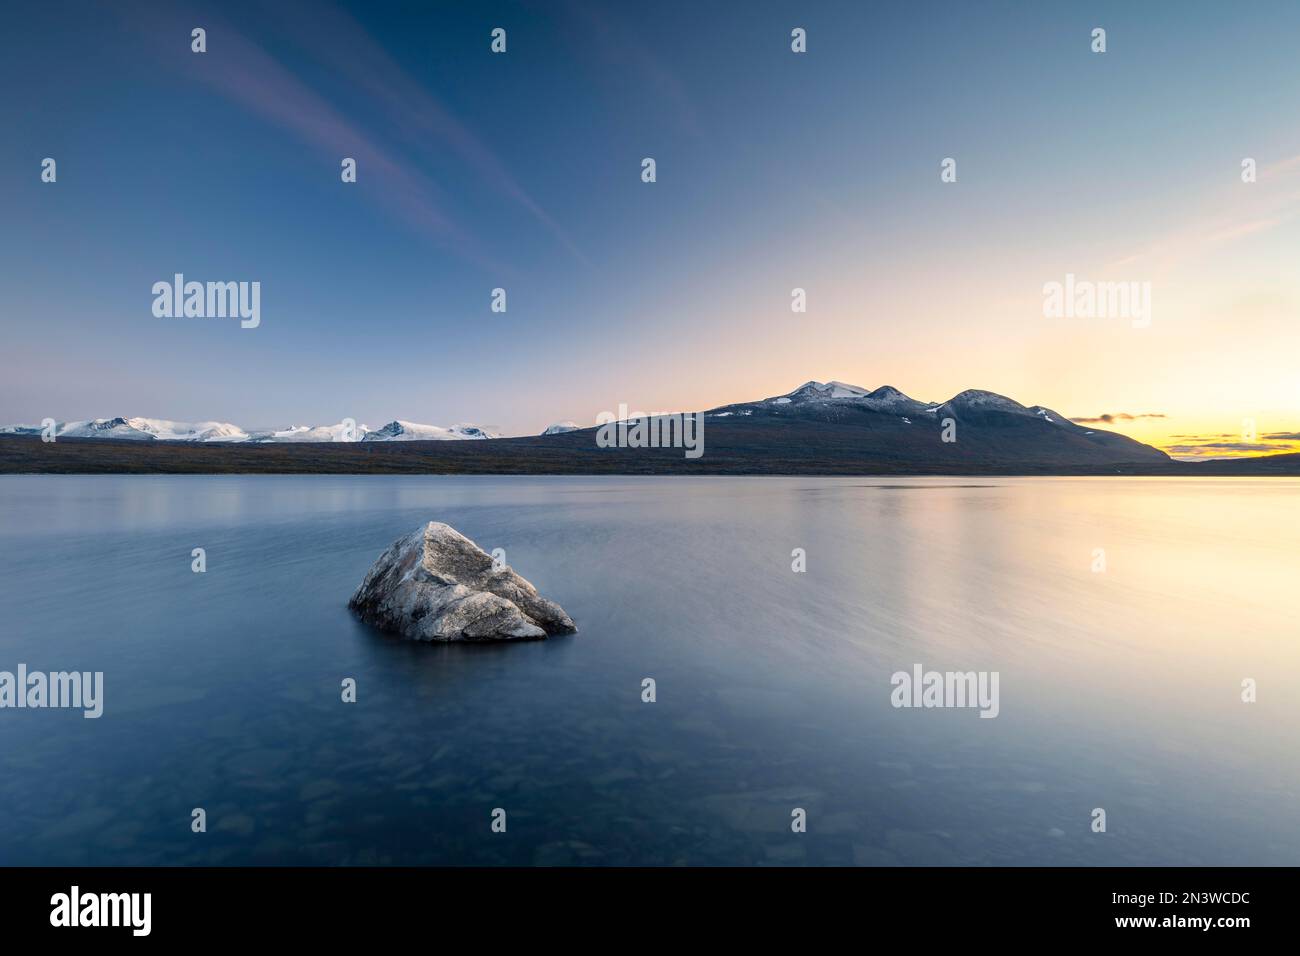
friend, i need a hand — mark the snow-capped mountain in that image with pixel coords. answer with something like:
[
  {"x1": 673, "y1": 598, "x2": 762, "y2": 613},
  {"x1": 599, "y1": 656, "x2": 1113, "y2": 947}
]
[
  {"x1": 60, "y1": 418, "x2": 161, "y2": 441},
  {"x1": 725, "y1": 380, "x2": 1103, "y2": 427},
  {"x1": 245, "y1": 422, "x2": 365, "y2": 443},
  {"x1": 139, "y1": 419, "x2": 249, "y2": 442},
  {"x1": 1, "y1": 416, "x2": 498, "y2": 443},
  {"x1": 362, "y1": 421, "x2": 500, "y2": 441},
  {"x1": 541, "y1": 421, "x2": 579, "y2": 435},
  {"x1": 700, "y1": 379, "x2": 1169, "y2": 464},
  {"x1": 0, "y1": 417, "x2": 251, "y2": 442},
  {"x1": 779, "y1": 380, "x2": 873, "y2": 401},
  {"x1": 766, "y1": 381, "x2": 938, "y2": 414},
  {"x1": 761, "y1": 380, "x2": 1079, "y2": 418}
]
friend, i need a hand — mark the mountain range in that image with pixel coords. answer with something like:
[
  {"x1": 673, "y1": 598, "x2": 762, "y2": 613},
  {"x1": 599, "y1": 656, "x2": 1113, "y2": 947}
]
[
  {"x1": 8, "y1": 379, "x2": 1289, "y2": 475},
  {"x1": 0, "y1": 417, "x2": 506, "y2": 443},
  {"x1": 0, "y1": 378, "x2": 1166, "y2": 461},
  {"x1": 698, "y1": 380, "x2": 1169, "y2": 464}
]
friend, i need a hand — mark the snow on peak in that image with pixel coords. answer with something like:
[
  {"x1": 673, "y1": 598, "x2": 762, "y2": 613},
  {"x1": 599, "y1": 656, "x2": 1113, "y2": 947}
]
[
  {"x1": 35, "y1": 417, "x2": 251, "y2": 442},
  {"x1": 862, "y1": 385, "x2": 921, "y2": 408},
  {"x1": 249, "y1": 421, "x2": 367, "y2": 443},
  {"x1": 778, "y1": 380, "x2": 873, "y2": 402},
  {"x1": 541, "y1": 421, "x2": 579, "y2": 435},
  {"x1": 824, "y1": 380, "x2": 873, "y2": 398},
  {"x1": 1029, "y1": 406, "x2": 1073, "y2": 426},
  {"x1": 741, "y1": 381, "x2": 1089, "y2": 422},
  {"x1": 448, "y1": 423, "x2": 501, "y2": 439},
  {"x1": 935, "y1": 392, "x2": 1080, "y2": 426},
  {"x1": 361, "y1": 420, "x2": 499, "y2": 442},
  {"x1": 942, "y1": 389, "x2": 1028, "y2": 413},
  {"x1": 125, "y1": 418, "x2": 249, "y2": 442},
  {"x1": 767, "y1": 380, "x2": 928, "y2": 410},
  {"x1": 60, "y1": 418, "x2": 156, "y2": 441}
]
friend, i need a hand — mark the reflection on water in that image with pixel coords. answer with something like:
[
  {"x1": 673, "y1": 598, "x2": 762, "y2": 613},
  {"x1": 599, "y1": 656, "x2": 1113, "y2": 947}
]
[{"x1": 0, "y1": 475, "x2": 1296, "y2": 865}]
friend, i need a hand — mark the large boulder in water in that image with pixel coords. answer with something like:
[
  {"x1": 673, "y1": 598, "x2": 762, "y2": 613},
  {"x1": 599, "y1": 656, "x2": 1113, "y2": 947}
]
[{"x1": 349, "y1": 522, "x2": 576, "y2": 642}]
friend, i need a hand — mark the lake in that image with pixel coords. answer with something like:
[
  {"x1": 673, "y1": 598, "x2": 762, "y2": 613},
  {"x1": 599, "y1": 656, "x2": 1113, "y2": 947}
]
[{"x1": 0, "y1": 475, "x2": 1296, "y2": 865}]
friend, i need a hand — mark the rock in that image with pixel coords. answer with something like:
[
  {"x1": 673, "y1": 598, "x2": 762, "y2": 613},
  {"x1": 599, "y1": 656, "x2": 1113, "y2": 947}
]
[{"x1": 348, "y1": 522, "x2": 576, "y2": 642}]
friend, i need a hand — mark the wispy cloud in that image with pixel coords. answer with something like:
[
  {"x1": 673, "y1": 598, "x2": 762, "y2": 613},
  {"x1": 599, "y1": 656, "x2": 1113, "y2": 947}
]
[
  {"x1": 1069, "y1": 412, "x2": 1166, "y2": 424},
  {"x1": 1162, "y1": 430, "x2": 1300, "y2": 460},
  {"x1": 268, "y1": 0, "x2": 591, "y2": 267},
  {"x1": 120, "y1": 3, "x2": 542, "y2": 274},
  {"x1": 561, "y1": 0, "x2": 704, "y2": 140},
  {"x1": 1107, "y1": 155, "x2": 1300, "y2": 273},
  {"x1": 1168, "y1": 442, "x2": 1280, "y2": 453}
]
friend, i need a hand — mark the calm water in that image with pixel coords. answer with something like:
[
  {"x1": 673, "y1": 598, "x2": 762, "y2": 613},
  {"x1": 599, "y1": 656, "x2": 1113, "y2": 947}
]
[{"x1": 0, "y1": 475, "x2": 1296, "y2": 866}]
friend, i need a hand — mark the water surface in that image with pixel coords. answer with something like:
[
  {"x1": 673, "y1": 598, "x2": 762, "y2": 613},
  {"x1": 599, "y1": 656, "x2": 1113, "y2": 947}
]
[{"x1": 0, "y1": 475, "x2": 1296, "y2": 865}]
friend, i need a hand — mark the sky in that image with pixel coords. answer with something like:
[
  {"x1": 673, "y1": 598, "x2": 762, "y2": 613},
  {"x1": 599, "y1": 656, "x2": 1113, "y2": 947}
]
[{"x1": 2, "y1": 0, "x2": 1299, "y2": 457}]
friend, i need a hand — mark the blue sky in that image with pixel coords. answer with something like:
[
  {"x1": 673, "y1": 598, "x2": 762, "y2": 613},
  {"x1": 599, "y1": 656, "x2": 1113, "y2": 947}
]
[{"x1": 3, "y1": 0, "x2": 1299, "y2": 449}]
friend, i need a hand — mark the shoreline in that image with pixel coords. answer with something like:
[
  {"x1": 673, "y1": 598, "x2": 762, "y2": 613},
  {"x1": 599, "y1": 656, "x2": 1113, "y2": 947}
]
[{"x1": 3, "y1": 435, "x2": 1298, "y2": 477}]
